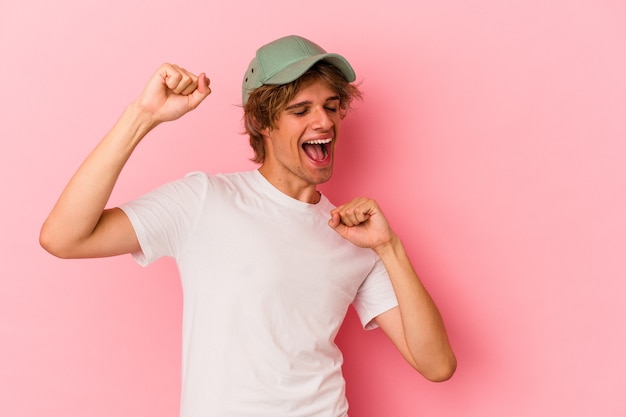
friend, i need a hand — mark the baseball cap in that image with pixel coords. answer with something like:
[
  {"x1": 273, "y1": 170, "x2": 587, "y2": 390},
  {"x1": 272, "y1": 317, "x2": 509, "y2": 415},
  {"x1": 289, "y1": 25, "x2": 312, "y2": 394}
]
[{"x1": 241, "y1": 35, "x2": 356, "y2": 105}]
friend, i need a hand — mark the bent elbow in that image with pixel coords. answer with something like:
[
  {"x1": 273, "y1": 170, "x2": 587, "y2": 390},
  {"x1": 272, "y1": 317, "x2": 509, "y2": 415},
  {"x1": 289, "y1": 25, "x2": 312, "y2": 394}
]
[
  {"x1": 425, "y1": 363, "x2": 457, "y2": 382},
  {"x1": 427, "y1": 359, "x2": 457, "y2": 382},
  {"x1": 39, "y1": 229, "x2": 61, "y2": 258},
  {"x1": 39, "y1": 223, "x2": 73, "y2": 259},
  {"x1": 423, "y1": 356, "x2": 457, "y2": 382}
]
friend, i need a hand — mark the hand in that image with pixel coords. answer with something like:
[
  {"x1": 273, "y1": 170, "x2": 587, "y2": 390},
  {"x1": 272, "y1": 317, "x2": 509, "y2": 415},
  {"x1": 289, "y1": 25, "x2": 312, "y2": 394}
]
[
  {"x1": 137, "y1": 63, "x2": 211, "y2": 124},
  {"x1": 328, "y1": 197, "x2": 396, "y2": 250}
]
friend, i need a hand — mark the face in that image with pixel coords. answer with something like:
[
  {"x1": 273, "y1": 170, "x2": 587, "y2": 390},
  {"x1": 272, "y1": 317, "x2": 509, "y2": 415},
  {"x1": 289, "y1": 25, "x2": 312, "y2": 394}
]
[{"x1": 259, "y1": 79, "x2": 342, "y2": 198}]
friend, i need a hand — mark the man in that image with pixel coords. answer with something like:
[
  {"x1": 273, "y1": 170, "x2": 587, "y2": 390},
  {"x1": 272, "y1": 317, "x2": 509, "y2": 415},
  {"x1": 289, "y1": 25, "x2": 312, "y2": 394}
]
[{"x1": 40, "y1": 35, "x2": 456, "y2": 417}]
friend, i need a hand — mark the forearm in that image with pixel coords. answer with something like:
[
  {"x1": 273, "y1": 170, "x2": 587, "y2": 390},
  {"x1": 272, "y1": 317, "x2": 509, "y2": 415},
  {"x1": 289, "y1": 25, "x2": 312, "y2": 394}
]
[
  {"x1": 376, "y1": 236, "x2": 457, "y2": 380},
  {"x1": 40, "y1": 102, "x2": 155, "y2": 255}
]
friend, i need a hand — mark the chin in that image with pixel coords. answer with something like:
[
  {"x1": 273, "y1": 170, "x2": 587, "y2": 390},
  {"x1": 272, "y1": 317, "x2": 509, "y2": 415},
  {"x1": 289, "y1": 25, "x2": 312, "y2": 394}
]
[{"x1": 314, "y1": 168, "x2": 333, "y2": 184}]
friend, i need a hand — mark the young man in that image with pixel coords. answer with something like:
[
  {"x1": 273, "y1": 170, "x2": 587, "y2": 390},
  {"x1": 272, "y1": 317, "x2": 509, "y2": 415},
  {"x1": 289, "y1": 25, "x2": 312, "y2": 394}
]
[{"x1": 40, "y1": 35, "x2": 456, "y2": 417}]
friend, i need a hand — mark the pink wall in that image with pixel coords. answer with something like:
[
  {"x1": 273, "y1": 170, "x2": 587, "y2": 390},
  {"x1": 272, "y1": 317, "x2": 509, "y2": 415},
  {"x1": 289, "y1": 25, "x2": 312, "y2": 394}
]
[{"x1": 2, "y1": 0, "x2": 625, "y2": 415}]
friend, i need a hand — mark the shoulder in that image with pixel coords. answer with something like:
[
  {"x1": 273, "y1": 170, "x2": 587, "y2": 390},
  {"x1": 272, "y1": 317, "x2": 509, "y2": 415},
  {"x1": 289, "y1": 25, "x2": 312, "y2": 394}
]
[
  {"x1": 171, "y1": 170, "x2": 254, "y2": 195},
  {"x1": 161, "y1": 170, "x2": 264, "y2": 208},
  {"x1": 183, "y1": 170, "x2": 257, "y2": 188}
]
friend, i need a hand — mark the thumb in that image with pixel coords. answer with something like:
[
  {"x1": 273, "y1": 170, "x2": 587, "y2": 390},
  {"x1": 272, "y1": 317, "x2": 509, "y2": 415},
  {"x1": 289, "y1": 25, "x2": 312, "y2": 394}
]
[
  {"x1": 188, "y1": 73, "x2": 212, "y2": 109},
  {"x1": 328, "y1": 213, "x2": 347, "y2": 236}
]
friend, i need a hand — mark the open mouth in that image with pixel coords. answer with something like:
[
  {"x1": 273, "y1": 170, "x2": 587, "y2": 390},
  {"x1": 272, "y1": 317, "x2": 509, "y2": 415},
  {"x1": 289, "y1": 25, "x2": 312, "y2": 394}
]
[{"x1": 302, "y1": 138, "x2": 332, "y2": 162}]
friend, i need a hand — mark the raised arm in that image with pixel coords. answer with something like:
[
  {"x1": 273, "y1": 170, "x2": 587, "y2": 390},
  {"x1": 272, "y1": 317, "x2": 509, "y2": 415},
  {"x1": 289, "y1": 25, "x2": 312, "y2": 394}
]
[
  {"x1": 40, "y1": 64, "x2": 211, "y2": 259},
  {"x1": 328, "y1": 197, "x2": 457, "y2": 382}
]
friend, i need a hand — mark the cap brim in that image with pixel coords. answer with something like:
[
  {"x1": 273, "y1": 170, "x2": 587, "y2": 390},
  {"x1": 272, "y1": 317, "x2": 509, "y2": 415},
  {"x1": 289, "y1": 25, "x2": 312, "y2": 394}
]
[{"x1": 263, "y1": 53, "x2": 356, "y2": 85}]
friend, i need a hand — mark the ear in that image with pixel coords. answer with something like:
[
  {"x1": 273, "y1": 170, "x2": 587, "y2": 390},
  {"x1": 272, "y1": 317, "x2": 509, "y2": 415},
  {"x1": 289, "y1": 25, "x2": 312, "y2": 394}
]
[
  {"x1": 260, "y1": 125, "x2": 272, "y2": 140},
  {"x1": 251, "y1": 116, "x2": 271, "y2": 139}
]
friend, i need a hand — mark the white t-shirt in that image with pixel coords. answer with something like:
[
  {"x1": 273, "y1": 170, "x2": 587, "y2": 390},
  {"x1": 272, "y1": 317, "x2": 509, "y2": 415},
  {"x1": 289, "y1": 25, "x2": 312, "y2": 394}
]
[{"x1": 121, "y1": 170, "x2": 398, "y2": 417}]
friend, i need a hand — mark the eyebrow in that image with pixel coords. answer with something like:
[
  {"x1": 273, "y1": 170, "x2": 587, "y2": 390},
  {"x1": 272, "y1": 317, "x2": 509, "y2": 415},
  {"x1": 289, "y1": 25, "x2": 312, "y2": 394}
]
[{"x1": 285, "y1": 95, "x2": 340, "y2": 111}]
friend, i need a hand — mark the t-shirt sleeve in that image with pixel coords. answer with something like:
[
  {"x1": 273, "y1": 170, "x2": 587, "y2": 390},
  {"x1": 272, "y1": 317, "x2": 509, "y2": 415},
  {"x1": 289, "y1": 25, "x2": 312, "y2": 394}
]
[
  {"x1": 119, "y1": 172, "x2": 208, "y2": 266},
  {"x1": 352, "y1": 256, "x2": 399, "y2": 330}
]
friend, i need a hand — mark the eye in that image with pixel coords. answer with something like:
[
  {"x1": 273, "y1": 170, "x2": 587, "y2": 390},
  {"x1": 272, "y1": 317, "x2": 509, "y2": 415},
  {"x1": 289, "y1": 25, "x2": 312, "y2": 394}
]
[
  {"x1": 291, "y1": 108, "x2": 309, "y2": 116},
  {"x1": 325, "y1": 98, "x2": 341, "y2": 113}
]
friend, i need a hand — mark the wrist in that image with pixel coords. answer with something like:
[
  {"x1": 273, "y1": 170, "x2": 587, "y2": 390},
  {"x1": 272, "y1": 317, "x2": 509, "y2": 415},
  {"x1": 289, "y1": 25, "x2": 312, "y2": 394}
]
[
  {"x1": 101, "y1": 102, "x2": 159, "y2": 155},
  {"x1": 116, "y1": 102, "x2": 160, "y2": 145},
  {"x1": 127, "y1": 101, "x2": 160, "y2": 130},
  {"x1": 373, "y1": 234, "x2": 402, "y2": 257}
]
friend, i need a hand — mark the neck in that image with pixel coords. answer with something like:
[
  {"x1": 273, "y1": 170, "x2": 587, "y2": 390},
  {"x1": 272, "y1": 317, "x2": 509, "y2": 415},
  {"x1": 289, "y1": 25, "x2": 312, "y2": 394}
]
[{"x1": 257, "y1": 167, "x2": 322, "y2": 204}]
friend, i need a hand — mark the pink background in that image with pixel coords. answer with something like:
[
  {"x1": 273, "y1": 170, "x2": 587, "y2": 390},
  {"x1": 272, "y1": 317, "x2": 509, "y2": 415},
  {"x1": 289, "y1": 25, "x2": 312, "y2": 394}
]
[{"x1": 2, "y1": 0, "x2": 625, "y2": 416}]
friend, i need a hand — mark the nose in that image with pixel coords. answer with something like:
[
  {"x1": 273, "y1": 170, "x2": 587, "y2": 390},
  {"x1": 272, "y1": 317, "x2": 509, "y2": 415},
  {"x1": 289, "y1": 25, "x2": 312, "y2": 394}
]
[{"x1": 311, "y1": 106, "x2": 334, "y2": 130}]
